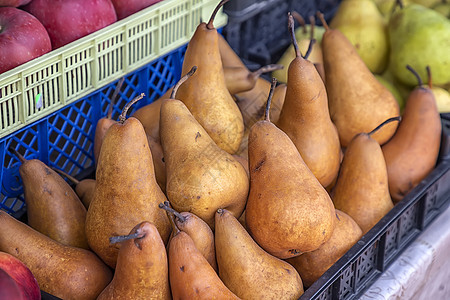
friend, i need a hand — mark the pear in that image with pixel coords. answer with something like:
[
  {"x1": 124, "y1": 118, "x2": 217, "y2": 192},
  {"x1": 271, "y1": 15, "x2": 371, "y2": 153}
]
[
  {"x1": 97, "y1": 221, "x2": 171, "y2": 300},
  {"x1": 85, "y1": 94, "x2": 171, "y2": 268},
  {"x1": 215, "y1": 208, "x2": 304, "y2": 299},
  {"x1": 164, "y1": 209, "x2": 241, "y2": 299},
  {"x1": 410, "y1": 0, "x2": 441, "y2": 7},
  {"x1": 382, "y1": 66, "x2": 442, "y2": 202},
  {"x1": 224, "y1": 64, "x2": 283, "y2": 95},
  {"x1": 332, "y1": 117, "x2": 399, "y2": 234},
  {"x1": 388, "y1": 3, "x2": 450, "y2": 87},
  {"x1": 374, "y1": 0, "x2": 411, "y2": 19},
  {"x1": 330, "y1": 0, "x2": 389, "y2": 74},
  {"x1": 176, "y1": 0, "x2": 244, "y2": 154},
  {"x1": 286, "y1": 210, "x2": 363, "y2": 287},
  {"x1": 432, "y1": 86, "x2": 450, "y2": 113},
  {"x1": 375, "y1": 74, "x2": 406, "y2": 113},
  {"x1": 245, "y1": 78, "x2": 336, "y2": 259},
  {"x1": 10, "y1": 149, "x2": 88, "y2": 249},
  {"x1": 276, "y1": 13, "x2": 341, "y2": 188},
  {"x1": 318, "y1": 12, "x2": 400, "y2": 147},
  {"x1": 432, "y1": 1, "x2": 450, "y2": 17},
  {"x1": 52, "y1": 167, "x2": 96, "y2": 209},
  {"x1": 0, "y1": 211, "x2": 112, "y2": 300},
  {"x1": 146, "y1": 133, "x2": 166, "y2": 192}
]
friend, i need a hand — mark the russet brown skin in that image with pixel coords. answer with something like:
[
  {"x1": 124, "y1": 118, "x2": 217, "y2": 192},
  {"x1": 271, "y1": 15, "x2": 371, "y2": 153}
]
[
  {"x1": 332, "y1": 132, "x2": 394, "y2": 234},
  {"x1": 146, "y1": 134, "x2": 167, "y2": 193},
  {"x1": 97, "y1": 221, "x2": 171, "y2": 300},
  {"x1": 286, "y1": 210, "x2": 362, "y2": 287},
  {"x1": 382, "y1": 84, "x2": 441, "y2": 202},
  {"x1": 17, "y1": 158, "x2": 88, "y2": 249},
  {"x1": 85, "y1": 116, "x2": 171, "y2": 268},
  {"x1": 74, "y1": 179, "x2": 96, "y2": 209},
  {"x1": 94, "y1": 117, "x2": 116, "y2": 166},
  {"x1": 215, "y1": 209, "x2": 304, "y2": 299},
  {"x1": 132, "y1": 95, "x2": 165, "y2": 142},
  {"x1": 0, "y1": 211, "x2": 112, "y2": 300}
]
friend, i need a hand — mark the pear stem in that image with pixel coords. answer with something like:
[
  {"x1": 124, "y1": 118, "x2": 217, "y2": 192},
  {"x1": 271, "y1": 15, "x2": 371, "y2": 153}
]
[
  {"x1": 158, "y1": 202, "x2": 186, "y2": 223},
  {"x1": 316, "y1": 11, "x2": 329, "y2": 31},
  {"x1": 303, "y1": 39, "x2": 316, "y2": 60},
  {"x1": 251, "y1": 64, "x2": 284, "y2": 78},
  {"x1": 170, "y1": 66, "x2": 197, "y2": 99},
  {"x1": 291, "y1": 11, "x2": 307, "y2": 35},
  {"x1": 288, "y1": 12, "x2": 302, "y2": 58},
  {"x1": 118, "y1": 93, "x2": 145, "y2": 123},
  {"x1": 395, "y1": 0, "x2": 404, "y2": 9},
  {"x1": 107, "y1": 77, "x2": 125, "y2": 119},
  {"x1": 406, "y1": 65, "x2": 423, "y2": 87},
  {"x1": 52, "y1": 167, "x2": 80, "y2": 185},
  {"x1": 9, "y1": 147, "x2": 26, "y2": 164},
  {"x1": 159, "y1": 202, "x2": 181, "y2": 235},
  {"x1": 264, "y1": 78, "x2": 277, "y2": 122},
  {"x1": 426, "y1": 66, "x2": 432, "y2": 89},
  {"x1": 207, "y1": 0, "x2": 229, "y2": 30},
  {"x1": 368, "y1": 116, "x2": 402, "y2": 136},
  {"x1": 109, "y1": 231, "x2": 145, "y2": 244},
  {"x1": 309, "y1": 15, "x2": 315, "y2": 41}
]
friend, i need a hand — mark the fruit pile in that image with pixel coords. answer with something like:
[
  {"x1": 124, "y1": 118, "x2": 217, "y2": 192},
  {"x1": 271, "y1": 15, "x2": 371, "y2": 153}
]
[
  {"x1": 0, "y1": 0, "x2": 162, "y2": 74},
  {"x1": 0, "y1": 0, "x2": 447, "y2": 299}
]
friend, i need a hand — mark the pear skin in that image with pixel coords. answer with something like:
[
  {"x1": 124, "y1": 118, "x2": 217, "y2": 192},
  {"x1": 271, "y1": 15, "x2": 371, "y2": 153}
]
[
  {"x1": 215, "y1": 208, "x2": 304, "y2": 299},
  {"x1": 245, "y1": 80, "x2": 336, "y2": 259},
  {"x1": 131, "y1": 96, "x2": 165, "y2": 142},
  {"x1": 160, "y1": 98, "x2": 249, "y2": 229},
  {"x1": 97, "y1": 221, "x2": 170, "y2": 300},
  {"x1": 286, "y1": 210, "x2": 362, "y2": 287},
  {"x1": 11, "y1": 150, "x2": 88, "y2": 249},
  {"x1": 382, "y1": 66, "x2": 441, "y2": 202},
  {"x1": 146, "y1": 134, "x2": 166, "y2": 193},
  {"x1": 318, "y1": 13, "x2": 399, "y2": 147},
  {"x1": 52, "y1": 167, "x2": 96, "y2": 209},
  {"x1": 0, "y1": 211, "x2": 112, "y2": 300}
]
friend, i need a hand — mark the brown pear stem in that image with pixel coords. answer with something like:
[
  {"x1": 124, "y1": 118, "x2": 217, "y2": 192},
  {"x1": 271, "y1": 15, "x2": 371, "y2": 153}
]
[
  {"x1": 406, "y1": 65, "x2": 423, "y2": 87},
  {"x1": 52, "y1": 167, "x2": 80, "y2": 185},
  {"x1": 217, "y1": 208, "x2": 225, "y2": 216},
  {"x1": 207, "y1": 0, "x2": 229, "y2": 30},
  {"x1": 109, "y1": 231, "x2": 145, "y2": 244},
  {"x1": 309, "y1": 15, "x2": 315, "y2": 41},
  {"x1": 107, "y1": 77, "x2": 125, "y2": 119},
  {"x1": 251, "y1": 64, "x2": 284, "y2": 78},
  {"x1": 316, "y1": 11, "x2": 329, "y2": 31},
  {"x1": 288, "y1": 12, "x2": 301, "y2": 58},
  {"x1": 395, "y1": 0, "x2": 404, "y2": 9},
  {"x1": 170, "y1": 66, "x2": 197, "y2": 99},
  {"x1": 158, "y1": 202, "x2": 186, "y2": 223},
  {"x1": 303, "y1": 39, "x2": 316, "y2": 60},
  {"x1": 118, "y1": 93, "x2": 145, "y2": 123},
  {"x1": 291, "y1": 11, "x2": 307, "y2": 35},
  {"x1": 368, "y1": 116, "x2": 402, "y2": 136},
  {"x1": 264, "y1": 78, "x2": 277, "y2": 121},
  {"x1": 159, "y1": 202, "x2": 181, "y2": 235},
  {"x1": 9, "y1": 147, "x2": 26, "y2": 163},
  {"x1": 426, "y1": 66, "x2": 432, "y2": 89}
]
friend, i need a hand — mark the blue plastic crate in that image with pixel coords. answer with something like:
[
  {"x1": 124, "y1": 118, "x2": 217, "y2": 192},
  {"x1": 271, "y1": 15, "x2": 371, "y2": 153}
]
[{"x1": 1, "y1": 45, "x2": 187, "y2": 218}]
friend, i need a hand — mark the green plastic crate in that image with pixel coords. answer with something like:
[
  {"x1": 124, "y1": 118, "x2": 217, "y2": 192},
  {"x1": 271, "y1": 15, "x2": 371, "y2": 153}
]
[{"x1": 0, "y1": 0, "x2": 227, "y2": 140}]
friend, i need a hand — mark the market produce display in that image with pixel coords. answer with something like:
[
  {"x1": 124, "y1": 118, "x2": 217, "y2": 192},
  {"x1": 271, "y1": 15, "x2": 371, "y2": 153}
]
[{"x1": 0, "y1": 0, "x2": 448, "y2": 299}]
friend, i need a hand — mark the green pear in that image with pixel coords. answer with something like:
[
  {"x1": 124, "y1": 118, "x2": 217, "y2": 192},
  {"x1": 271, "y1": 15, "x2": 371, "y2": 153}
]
[
  {"x1": 431, "y1": 86, "x2": 450, "y2": 113},
  {"x1": 375, "y1": 74, "x2": 406, "y2": 112},
  {"x1": 410, "y1": 0, "x2": 440, "y2": 7},
  {"x1": 374, "y1": 0, "x2": 411, "y2": 19},
  {"x1": 330, "y1": 0, "x2": 389, "y2": 74},
  {"x1": 432, "y1": 2, "x2": 450, "y2": 17},
  {"x1": 388, "y1": 4, "x2": 450, "y2": 87}
]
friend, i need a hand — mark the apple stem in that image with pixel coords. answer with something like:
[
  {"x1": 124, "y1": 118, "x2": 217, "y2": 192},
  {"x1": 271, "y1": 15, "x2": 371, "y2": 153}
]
[
  {"x1": 288, "y1": 13, "x2": 302, "y2": 58},
  {"x1": 158, "y1": 202, "x2": 186, "y2": 223},
  {"x1": 207, "y1": 0, "x2": 229, "y2": 30},
  {"x1": 118, "y1": 93, "x2": 145, "y2": 123},
  {"x1": 291, "y1": 11, "x2": 307, "y2": 35},
  {"x1": 316, "y1": 11, "x2": 329, "y2": 31},
  {"x1": 170, "y1": 66, "x2": 197, "y2": 99},
  {"x1": 109, "y1": 231, "x2": 145, "y2": 244},
  {"x1": 303, "y1": 39, "x2": 316, "y2": 60},
  {"x1": 251, "y1": 64, "x2": 284, "y2": 78},
  {"x1": 406, "y1": 65, "x2": 423, "y2": 87},
  {"x1": 368, "y1": 116, "x2": 402, "y2": 136},
  {"x1": 426, "y1": 66, "x2": 433, "y2": 89},
  {"x1": 264, "y1": 78, "x2": 277, "y2": 122},
  {"x1": 107, "y1": 77, "x2": 125, "y2": 119},
  {"x1": 52, "y1": 167, "x2": 80, "y2": 185},
  {"x1": 9, "y1": 147, "x2": 26, "y2": 164}
]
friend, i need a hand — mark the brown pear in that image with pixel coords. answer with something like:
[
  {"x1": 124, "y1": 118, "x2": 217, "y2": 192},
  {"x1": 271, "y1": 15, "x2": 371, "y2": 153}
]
[
  {"x1": 85, "y1": 94, "x2": 171, "y2": 268},
  {"x1": 94, "y1": 77, "x2": 124, "y2": 165},
  {"x1": 276, "y1": 13, "x2": 341, "y2": 188},
  {"x1": 0, "y1": 211, "x2": 112, "y2": 300},
  {"x1": 52, "y1": 167, "x2": 96, "y2": 209},
  {"x1": 215, "y1": 208, "x2": 304, "y2": 299},
  {"x1": 382, "y1": 66, "x2": 442, "y2": 202},
  {"x1": 318, "y1": 12, "x2": 399, "y2": 147},
  {"x1": 10, "y1": 149, "x2": 88, "y2": 249},
  {"x1": 286, "y1": 210, "x2": 362, "y2": 287},
  {"x1": 224, "y1": 64, "x2": 283, "y2": 95},
  {"x1": 332, "y1": 118, "x2": 399, "y2": 234},
  {"x1": 176, "y1": 0, "x2": 244, "y2": 154},
  {"x1": 131, "y1": 94, "x2": 165, "y2": 142},
  {"x1": 97, "y1": 221, "x2": 170, "y2": 300},
  {"x1": 146, "y1": 134, "x2": 166, "y2": 193},
  {"x1": 245, "y1": 79, "x2": 336, "y2": 259},
  {"x1": 165, "y1": 209, "x2": 241, "y2": 299}
]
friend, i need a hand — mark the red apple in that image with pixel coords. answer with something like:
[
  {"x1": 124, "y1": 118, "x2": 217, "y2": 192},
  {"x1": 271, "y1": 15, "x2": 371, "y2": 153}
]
[
  {"x1": 110, "y1": 0, "x2": 162, "y2": 20},
  {"x1": 0, "y1": 268, "x2": 24, "y2": 300},
  {"x1": 0, "y1": 251, "x2": 41, "y2": 300},
  {"x1": 0, "y1": 7, "x2": 51, "y2": 74},
  {"x1": 23, "y1": 0, "x2": 117, "y2": 49},
  {"x1": 0, "y1": 0, "x2": 32, "y2": 7}
]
